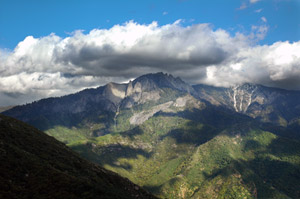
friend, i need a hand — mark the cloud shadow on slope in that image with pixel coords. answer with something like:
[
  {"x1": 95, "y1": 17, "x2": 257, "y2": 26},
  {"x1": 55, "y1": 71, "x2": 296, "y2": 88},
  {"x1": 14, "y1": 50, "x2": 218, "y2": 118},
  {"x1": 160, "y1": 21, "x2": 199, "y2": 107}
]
[
  {"x1": 197, "y1": 136, "x2": 300, "y2": 199},
  {"x1": 154, "y1": 105, "x2": 254, "y2": 146},
  {"x1": 71, "y1": 141, "x2": 153, "y2": 171}
]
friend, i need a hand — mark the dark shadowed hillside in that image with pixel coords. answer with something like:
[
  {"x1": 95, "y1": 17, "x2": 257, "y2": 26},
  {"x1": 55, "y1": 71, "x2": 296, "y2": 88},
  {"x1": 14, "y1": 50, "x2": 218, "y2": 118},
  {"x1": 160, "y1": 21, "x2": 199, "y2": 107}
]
[{"x1": 0, "y1": 114, "x2": 157, "y2": 199}]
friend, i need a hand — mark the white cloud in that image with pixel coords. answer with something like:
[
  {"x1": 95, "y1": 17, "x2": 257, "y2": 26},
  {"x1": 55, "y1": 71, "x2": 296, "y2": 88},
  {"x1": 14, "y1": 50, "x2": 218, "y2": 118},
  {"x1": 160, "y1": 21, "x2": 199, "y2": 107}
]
[
  {"x1": 238, "y1": 0, "x2": 261, "y2": 10},
  {"x1": 163, "y1": 11, "x2": 168, "y2": 15},
  {"x1": 255, "y1": 8, "x2": 263, "y2": 13},
  {"x1": 250, "y1": 25, "x2": 269, "y2": 41},
  {"x1": 238, "y1": 3, "x2": 247, "y2": 10},
  {"x1": 0, "y1": 20, "x2": 299, "y2": 106},
  {"x1": 201, "y1": 41, "x2": 300, "y2": 89},
  {"x1": 261, "y1": 16, "x2": 267, "y2": 23}
]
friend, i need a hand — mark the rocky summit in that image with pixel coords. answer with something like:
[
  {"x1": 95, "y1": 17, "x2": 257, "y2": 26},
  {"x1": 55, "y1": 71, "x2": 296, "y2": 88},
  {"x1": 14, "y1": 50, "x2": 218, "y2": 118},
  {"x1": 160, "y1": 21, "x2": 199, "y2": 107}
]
[{"x1": 3, "y1": 73, "x2": 300, "y2": 198}]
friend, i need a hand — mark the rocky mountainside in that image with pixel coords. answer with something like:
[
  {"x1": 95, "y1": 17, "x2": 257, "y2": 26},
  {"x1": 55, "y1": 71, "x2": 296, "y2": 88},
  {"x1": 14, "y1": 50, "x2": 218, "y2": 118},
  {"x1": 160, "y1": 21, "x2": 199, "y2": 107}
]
[
  {"x1": 3, "y1": 73, "x2": 300, "y2": 198},
  {"x1": 193, "y1": 83, "x2": 300, "y2": 138},
  {"x1": 0, "y1": 114, "x2": 156, "y2": 199},
  {"x1": 5, "y1": 73, "x2": 300, "y2": 135},
  {"x1": 4, "y1": 73, "x2": 195, "y2": 130}
]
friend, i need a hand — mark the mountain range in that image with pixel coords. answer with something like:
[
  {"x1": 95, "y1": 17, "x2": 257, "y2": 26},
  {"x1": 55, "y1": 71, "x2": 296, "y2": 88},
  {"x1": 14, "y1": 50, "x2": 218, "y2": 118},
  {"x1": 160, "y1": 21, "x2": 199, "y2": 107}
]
[{"x1": 3, "y1": 72, "x2": 300, "y2": 198}]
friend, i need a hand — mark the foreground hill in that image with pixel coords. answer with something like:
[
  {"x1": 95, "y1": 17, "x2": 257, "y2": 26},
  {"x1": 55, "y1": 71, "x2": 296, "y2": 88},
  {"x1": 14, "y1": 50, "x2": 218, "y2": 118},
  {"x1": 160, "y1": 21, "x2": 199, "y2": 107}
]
[
  {"x1": 3, "y1": 73, "x2": 300, "y2": 198},
  {"x1": 0, "y1": 114, "x2": 156, "y2": 199}
]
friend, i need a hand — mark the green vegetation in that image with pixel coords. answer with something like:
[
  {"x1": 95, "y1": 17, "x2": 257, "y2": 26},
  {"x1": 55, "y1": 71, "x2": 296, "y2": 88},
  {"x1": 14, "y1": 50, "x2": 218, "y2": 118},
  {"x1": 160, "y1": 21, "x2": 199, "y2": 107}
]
[
  {"x1": 38, "y1": 98, "x2": 300, "y2": 199},
  {"x1": 0, "y1": 114, "x2": 157, "y2": 199},
  {"x1": 45, "y1": 126, "x2": 88, "y2": 144}
]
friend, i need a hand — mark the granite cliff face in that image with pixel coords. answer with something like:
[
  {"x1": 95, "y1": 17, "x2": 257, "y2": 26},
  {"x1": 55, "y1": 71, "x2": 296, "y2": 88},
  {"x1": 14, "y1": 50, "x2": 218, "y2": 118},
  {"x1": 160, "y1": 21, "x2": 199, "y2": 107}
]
[
  {"x1": 4, "y1": 73, "x2": 194, "y2": 129},
  {"x1": 121, "y1": 72, "x2": 196, "y2": 108}
]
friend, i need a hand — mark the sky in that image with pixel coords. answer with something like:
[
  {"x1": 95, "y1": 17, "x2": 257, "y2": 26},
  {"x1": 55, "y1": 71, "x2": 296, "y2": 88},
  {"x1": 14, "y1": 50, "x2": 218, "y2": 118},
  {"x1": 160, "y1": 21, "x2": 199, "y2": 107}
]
[{"x1": 0, "y1": 0, "x2": 299, "y2": 106}]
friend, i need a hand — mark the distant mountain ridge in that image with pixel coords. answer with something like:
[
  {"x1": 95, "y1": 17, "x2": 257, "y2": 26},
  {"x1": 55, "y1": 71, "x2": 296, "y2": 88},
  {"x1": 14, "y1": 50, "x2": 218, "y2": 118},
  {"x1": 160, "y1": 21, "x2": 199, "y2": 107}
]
[
  {"x1": 3, "y1": 73, "x2": 195, "y2": 129},
  {"x1": 0, "y1": 105, "x2": 14, "y2": 113},
  {"x1": 4, "y1": 72, "x2": 300, "y2": 137}
]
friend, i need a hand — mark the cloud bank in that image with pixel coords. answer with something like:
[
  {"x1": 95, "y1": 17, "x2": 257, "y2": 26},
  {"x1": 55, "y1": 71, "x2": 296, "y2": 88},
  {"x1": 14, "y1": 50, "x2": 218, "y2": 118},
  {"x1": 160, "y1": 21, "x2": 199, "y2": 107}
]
[{"x1": 0, "y1": 20, "x2": 300, "y2": 106}]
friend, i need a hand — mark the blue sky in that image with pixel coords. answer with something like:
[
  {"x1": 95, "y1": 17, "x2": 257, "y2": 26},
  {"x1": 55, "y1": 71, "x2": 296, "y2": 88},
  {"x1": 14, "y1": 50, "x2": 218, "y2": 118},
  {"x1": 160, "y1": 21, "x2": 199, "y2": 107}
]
[
  {"x1": 0, "y1": 0, "x2": 299, "y2": 49},
  {"x1": 0, "y1": 0, "x2": 300, "y2": 106}
]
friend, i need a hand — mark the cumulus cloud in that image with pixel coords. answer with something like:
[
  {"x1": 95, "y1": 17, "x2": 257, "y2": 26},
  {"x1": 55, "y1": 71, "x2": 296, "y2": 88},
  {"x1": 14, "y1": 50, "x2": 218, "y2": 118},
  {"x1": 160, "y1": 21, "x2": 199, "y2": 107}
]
[
  {"x1": 250, "y1": 0, "x2": 260, "y2": 4},
  {"x1": 201, "y1": 41, "x2": 300, "y2": 89},
  {"x1": 0, "y1": 20, "x2": 300, "y2": 106}
]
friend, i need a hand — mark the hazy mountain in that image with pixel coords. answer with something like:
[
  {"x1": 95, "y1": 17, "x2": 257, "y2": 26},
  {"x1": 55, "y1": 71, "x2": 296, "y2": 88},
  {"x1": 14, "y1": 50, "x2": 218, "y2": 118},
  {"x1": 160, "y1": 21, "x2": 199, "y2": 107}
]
[
  {"x1": 0, "y1": 114, "x2": 156, "y2": 199},
  {"x1": 0, "y1": 106, "x2": 14, "y2": 113},
  {"x1": 3, "y1": 73, "x2": 300, "y2": 198}
]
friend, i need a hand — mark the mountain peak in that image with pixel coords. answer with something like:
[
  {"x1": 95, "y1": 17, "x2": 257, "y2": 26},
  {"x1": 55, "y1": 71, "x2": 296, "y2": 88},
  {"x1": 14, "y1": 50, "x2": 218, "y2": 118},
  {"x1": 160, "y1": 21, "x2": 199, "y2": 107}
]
[
  {"x1": 134, "y1": 72, "x2": 177, "y2": 84},
  {"x1": 231, "y1": 83, "x2": 259, "y2": 92},
  {"x1": 133, "y1": 72, "x2": 195, "y2": 94}
]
